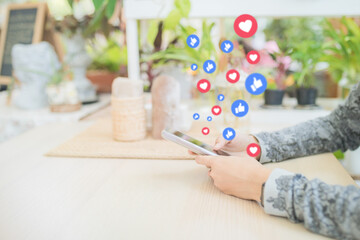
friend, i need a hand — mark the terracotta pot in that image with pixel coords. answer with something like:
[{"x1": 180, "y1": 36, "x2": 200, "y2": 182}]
[{"x1": 86, "y1": 70, "x2": 118, "y2": 93}]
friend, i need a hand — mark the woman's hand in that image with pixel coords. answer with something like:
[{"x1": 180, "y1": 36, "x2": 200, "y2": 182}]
[
  {"x1": 188, "y1": 133, "x2": 261, "y2": 159},
  {"x1": 195, "y1": 155, "x2": 271, "y2": 202},
  {"x1": 213, "y1": 134, "x2": 260, "y2": 159}
]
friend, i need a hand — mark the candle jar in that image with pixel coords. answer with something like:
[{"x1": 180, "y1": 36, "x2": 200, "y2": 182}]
[{"x1": 111, "y1": 77, "x2": 146, "y2": 141}]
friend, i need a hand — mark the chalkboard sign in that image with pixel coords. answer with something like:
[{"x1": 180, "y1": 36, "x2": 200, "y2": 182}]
[{"x1": 0, "y1": 3, "x2": 46, "y2": 84}]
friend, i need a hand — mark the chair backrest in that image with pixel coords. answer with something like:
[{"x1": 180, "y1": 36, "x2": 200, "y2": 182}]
[{"x1": 124, "y1": 0, "x2": 360, "y2": 80}]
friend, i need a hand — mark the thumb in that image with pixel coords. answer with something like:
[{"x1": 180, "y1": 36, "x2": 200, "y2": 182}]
[{"x1": 214, "y1": 136, "x2": 228, "y2": 150}]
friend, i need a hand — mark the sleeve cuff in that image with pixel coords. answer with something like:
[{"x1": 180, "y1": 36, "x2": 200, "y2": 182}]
[
  {"x1": 252, "y1": 133, "x2": 271, "y2": 164},
  {"x1": 263, "y1": 168, "x2": 295, "y2": 217}
]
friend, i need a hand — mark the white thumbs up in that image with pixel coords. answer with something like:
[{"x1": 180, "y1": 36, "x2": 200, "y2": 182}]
[
  {"x1": 250, "y1": 77, "x2": 263, "y2": 92},
  {"x1": 190, "y1": 37, "x2": 197, "y2": 46},
  {"x1": 235, "y1": 103, "x2": 245, "y2": 114},
  {"x1": 206, "y1": 63, "x2": 214, "y2": 72},
  {"x1": 226, "y1": 130, "x2": 233, "y2": 139}
]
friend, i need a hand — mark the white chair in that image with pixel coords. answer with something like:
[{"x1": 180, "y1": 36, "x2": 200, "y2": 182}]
[{"x1": 124, "y1": 0, "x2": 360, "y2": 80}]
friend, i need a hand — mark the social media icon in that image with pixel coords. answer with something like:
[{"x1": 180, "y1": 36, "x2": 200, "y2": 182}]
[
  {"x1": 197, "y1": 79, "x2": 211, "y2": 93},
  {"x1": 187, "y1": 34, "x2": 200, "y2": 48},
  {"x1": 231, "y1": 99, "x2": 249, "y2": 117},
  {"x1": 233, "y1": 14, "x2": 258, "y2": 38},
  {"x1": 203, "y1": 60, "x2": 216, "y2": 74},
  {"x1": 191, "y1": 63, "x2": 198, "y2": 71},
  {"x1": 245, "y1": 73, "x2": 267, "y2": 95},
  {"x1": 202, "y1": 127, "x2": 210, "y2": 135},
  {"x1": 226, "y1": 69, "x2": 240, "y2": 83},
  {"x1": 207, "y1": 116, "x2": 212, "y2": 122},
  {"x1": 246, "y1": 143, "x2": 261, "y2": 157},
  {"x1": 246, "y1": 50, "x2": 260, "y2": 64},
  {"x1": 220, "y1": 40, "x2": 234, "y2": 53},
  {"x1": 193, "y1": 113, "x2": 200, "y2": 120},
  {"x1": 211, "y1": 105, "x2": 222, "y2": 116},
  {"x1": 222, "y1": 127, "x2": 236, "y2": 141},
  {"x1": 217, "y1": 94, "x2": 224, "y2": 101}
]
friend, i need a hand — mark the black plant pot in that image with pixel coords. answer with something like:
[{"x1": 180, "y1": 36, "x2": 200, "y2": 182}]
[
  {"x1": 296, "y1": 87, "x2": 317, "y2": 105},
  {"x1": 264, "y1": 89, "x2": 285, "y2": 105}
]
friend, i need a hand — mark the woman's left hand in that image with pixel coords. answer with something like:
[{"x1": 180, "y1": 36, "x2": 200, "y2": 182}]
[{"x1": 195, "y1": 154, "x2": 272, "y2": 202}]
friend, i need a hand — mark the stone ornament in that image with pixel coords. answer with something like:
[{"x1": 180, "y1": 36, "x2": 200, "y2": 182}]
[{"x1": 11, "y1": 42, "x2": 60, "y2": 109}]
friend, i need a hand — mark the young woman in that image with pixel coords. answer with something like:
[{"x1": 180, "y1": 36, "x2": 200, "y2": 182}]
[{"x1": 194, "y1": 83, "x2": 360, "y2": 239}]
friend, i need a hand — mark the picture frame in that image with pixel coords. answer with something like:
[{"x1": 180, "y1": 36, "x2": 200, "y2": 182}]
[{"x1": 0, "y1": 2, "x2": 47, "y2": 85}]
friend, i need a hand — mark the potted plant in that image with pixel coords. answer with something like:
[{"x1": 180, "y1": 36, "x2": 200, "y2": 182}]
[
  {"x1": 322, "y1": 17, "x2": 360, "y2": 96},
  {"x1": 322, "y1": 17, "x2": 360, "y2": 176},
  {"x1": 263, "y1": 18, "x2": 325, "y2": 106},
  {"x1": 291, "y1": 39, "x2": 323, "y2": 106},
  {"x1": 46, "y1": 64, "x2": 82, "y2": 112},
  {"x1": 255, "y1": 41, "x2": 292, "y2": 106},
  {"x1": 52, "y1": 0, "x2": 117, "y2": 102},
  {"x1": 141, "y1": 0, "x2": 217, "y2": 93},
  {"x1": 86, "y1": 32, "x2": 128, "y2": 93}
]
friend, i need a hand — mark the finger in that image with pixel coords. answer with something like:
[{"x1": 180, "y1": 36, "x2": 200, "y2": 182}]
[
  {"x1": 214, "y1": 137, "x2": 228, "y2": 150},
  {"x1": 188, "y1": 150, "x2": 197, "y2": 155},
  {"x1": 195, "y1": 156, "x2": 215, "y2": 168}
]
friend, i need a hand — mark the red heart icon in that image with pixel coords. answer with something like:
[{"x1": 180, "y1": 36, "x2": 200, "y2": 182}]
[
  {"x1": 246, "y1": 143, "x2": 261, "y2": 157},
  {"x1": 211, "y1": 105, "x2": 222, "y2": 115},
  {"x1": 202, "y1": 127, "x2": 210, "y2": 135},
  {"x1": 226, "y1": 69, "x2": 240, "y2": 83},
  {"x1": 197, "y1": 79, "x2": 211, "y2": 93},
  {"x1": 246, "y1": 50, "x2": 260, "y2": 64},
  {"x1": 233, "y1": 14, "x2": 258, "y2": 38}
]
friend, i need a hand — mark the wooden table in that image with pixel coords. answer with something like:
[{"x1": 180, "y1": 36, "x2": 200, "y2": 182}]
[{"x1": 0, "y1": 121, "x2": 355, "y2": 240}]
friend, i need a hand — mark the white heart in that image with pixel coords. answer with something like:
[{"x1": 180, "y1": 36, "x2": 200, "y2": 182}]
[
  {"x1": 239, "y1": 20, "x2": 252, "y2": 33},
  {"x1": 229, "y1": 72, "x2": 237, "y2": 80},
  {"x1": 250, "y1": 147, "x2": 258, "y2": 154},
  {"x1": 249, "y1": 54, "x2": 258, "y2": 61},
  {"x1": 213, "y1": 107, "x2": 220, "y2": 113},
  {"x1": 203, "y1": 129, "x2": 208, "y2": 134},
  {"x1": 199, "y1": 82, "x2": 208, "y2": 90}
]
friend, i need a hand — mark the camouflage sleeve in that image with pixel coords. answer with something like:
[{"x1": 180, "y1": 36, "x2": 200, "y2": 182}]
[
  {"x1": 254, "y1": 83, "x2": 360, "y2": 164},
  {"x1": 264, "y1": 169, "x2": 360, "y2": 239}
]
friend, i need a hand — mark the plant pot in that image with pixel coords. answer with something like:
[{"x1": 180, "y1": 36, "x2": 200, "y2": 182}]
[
  {"x1": 296, "y1": 87, "x2": 317, "y2": 105},
  {"x1": 87, "y1": 70, "x2": 118, "y2": 93},
  {"x1": 264, "y1": 89, "x2": 285, "y2": 105}
]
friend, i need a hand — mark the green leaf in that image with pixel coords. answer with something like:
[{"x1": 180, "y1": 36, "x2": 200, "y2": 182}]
[
  {"x1": 66, "y1": 0, "x2": 74, "y2": 9},
  {"x1": 106, "y1": 0, "x2": 117, "y2": 19},
  {"x1": 147, "y1": 20, "x2": 160, "y2": 45},
  {"x1": 174, "y1": 0, "x2": 191, "y2": 17},
  {"x1": 83, "y1": 2, "x2": 107, "y2": 37},
  {"x1": 163, "y1": 9, "x2": 182, "y2": 30},
  {"x1": 92, "y1": 0, "x2": 106, "y2": 11}
]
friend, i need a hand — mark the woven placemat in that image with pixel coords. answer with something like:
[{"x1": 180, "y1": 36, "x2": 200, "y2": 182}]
[{"x1": 46, "y1": 118, "x2": 218, "y2": 160}]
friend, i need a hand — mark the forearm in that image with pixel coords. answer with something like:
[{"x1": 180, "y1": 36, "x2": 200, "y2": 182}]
[
  {"x1": 254, "y1": 83, "x2": 360, "y2": 163},
  {"x1": 264, "y1": 169, "x2": 360, "y2": 239}
]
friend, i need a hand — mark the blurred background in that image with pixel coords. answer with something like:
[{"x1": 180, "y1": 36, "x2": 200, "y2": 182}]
[{"x1": 0, "y1": 0, "x2": 359, "y2": 179}]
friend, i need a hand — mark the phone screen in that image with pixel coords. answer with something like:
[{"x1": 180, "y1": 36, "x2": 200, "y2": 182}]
[{"x1": 173, "y1": 131, "x2": 230, "y2": 156}]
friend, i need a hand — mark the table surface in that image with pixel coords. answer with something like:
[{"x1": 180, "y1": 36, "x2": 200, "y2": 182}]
[{"x1": 0, "y1": 120, "x2": 356, "y2": 240}]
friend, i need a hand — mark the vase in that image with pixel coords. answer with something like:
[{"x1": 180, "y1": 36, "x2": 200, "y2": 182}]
[{"x1": 64, "y1": 32, "x2": 97, "y2": 103}]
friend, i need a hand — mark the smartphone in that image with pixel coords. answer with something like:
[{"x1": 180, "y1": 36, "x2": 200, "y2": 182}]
[{"x1": 161, "y1": 129, "x2": 230, "y2": 156}]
